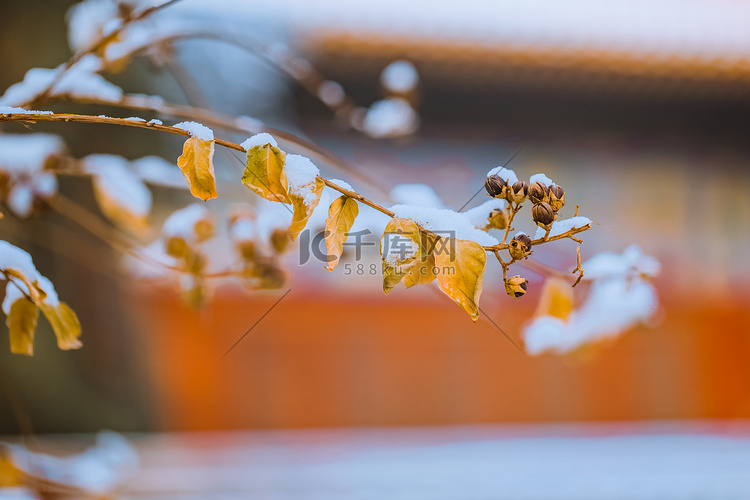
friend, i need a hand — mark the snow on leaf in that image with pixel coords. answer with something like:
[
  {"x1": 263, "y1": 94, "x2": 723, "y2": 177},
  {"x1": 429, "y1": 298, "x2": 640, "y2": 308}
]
[
  {"x1": 324, "y1": 195, "x2": 359, "y2": 271},
  {"x1": 242, "y1": 144, "x2": 290, "y2": 204},
  {"x1": 83, "y1": 154, "x2": 152, "y2": 233},
  {"x1": 434, "y1": 239, "x2": 486, "y2": 322},
  {"x1": 176, "y1": 136, "x2": 217, "y2": 201},
  {"x1": 289, "y1": 178, "x2": 324, "y2": 241}
]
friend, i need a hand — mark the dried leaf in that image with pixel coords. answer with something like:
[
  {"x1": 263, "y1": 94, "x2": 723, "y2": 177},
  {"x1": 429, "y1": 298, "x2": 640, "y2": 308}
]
[
  {"x1": 380, "y1": 218, "x2": 422, "y2": 293},
  {"x1": 39, "y1": 302, "x2": 82, "y2": 351},
  {"x1": 434, "y1": 239, "x2": 486, "y2": 321},
  {"x1": 242, "y1": 144, "x2": 290, "y2": 204},
  {"x1": 403, "y1": 231, "x2": 438, "y2": 288},
  {"x1": 177, "y1": 136, "x2": 218, "y2": 201},
  {"x1": 324, "y1": 195, "x2": 359, "y2": 271},
  {"x1": 534, "y1": 277, "x2": 574, "y2": 321},
  {"x1": 288, "y1": 178, "x2": 324, "y2": 240},
  {"x1": 6, "y1": 298, "x2": 38, "y2": 356}
]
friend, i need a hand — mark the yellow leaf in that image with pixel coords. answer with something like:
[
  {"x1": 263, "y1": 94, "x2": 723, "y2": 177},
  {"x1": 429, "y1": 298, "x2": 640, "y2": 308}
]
[
  {"x1": 288, "y1": 178, "x2": 324, "y2": 240},
  {"x1": 177, "y1": 136, "x2": 218, "y2": 201},
  {"x1": 6, "y1": 298, "x2": 38, "y2": 356},
  {"x1": 39, "y1": 302, "x2": 82, "y2": 351},
  {"x1": 403, "y1": 231, "x2": 438, "y2": 288},
  {"x1": 324, "y1": 195, "x2": 359, "y2": 271},
  {"x1": 434, "y1": 239, "x2": 486, "y2": 321},
  {"x1": 242, "y1": 144, "x2": 290, "y2": 204},
  {"x1": 380, "y1": 218, "x2": 422, "y2": 293},
  {"x1": 534, "y1": 277, "x2": 574, "y2": 321}
]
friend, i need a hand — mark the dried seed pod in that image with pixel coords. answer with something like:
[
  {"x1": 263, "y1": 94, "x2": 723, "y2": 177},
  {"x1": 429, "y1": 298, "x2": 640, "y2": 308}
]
[
  {"x1": 484, "y1": 174, "x2": 507, "y2": 198},
  {"x1": 237, "y1": 240, "x2": 257, "y2": 260},
  {"x1": 509, "y1": 233, "x2": 532, "y2": 260},
  {"x1": 486, "y1": 208, "x2": 508, "y2": 230},
  {"x1": 532, "y1": 202, "x2": 556, "y2": 228},
  {"x1": 549, "y1": 185, "x2": 565, "y2": 212},
  {"x1": 528, "y1": 181, "x2": 550, "y2": 204},
  {"x1": 509, "y1": 181, "x2": 528, "y2": 204},
  {"x1": 505, "y1": 275, "x2": 528, "y2": 299}
]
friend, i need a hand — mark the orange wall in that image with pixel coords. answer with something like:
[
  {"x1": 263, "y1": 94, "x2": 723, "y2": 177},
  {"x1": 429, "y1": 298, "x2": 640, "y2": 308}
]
[{"x1": 132, "y1": 283, "x2": 750, "y2": 431}]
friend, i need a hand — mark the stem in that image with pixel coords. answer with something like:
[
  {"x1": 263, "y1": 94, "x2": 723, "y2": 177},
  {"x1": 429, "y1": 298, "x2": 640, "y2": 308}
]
[
  {"x1": 0, "y1": 112, "x2": 591, "y2": 255},
  {"x1": 56, "y1": 94, "x2": 392, "y2": 196},
  {"x1": 501, "y1": 203, "x2": 522, "y2": 245},
  {"x1": 26, "y1": 0, "x2": 186, "y2": 107}
]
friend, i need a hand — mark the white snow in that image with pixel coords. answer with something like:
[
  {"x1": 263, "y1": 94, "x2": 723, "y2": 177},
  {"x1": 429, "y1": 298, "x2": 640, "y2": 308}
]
[
  {"x1": 253, "y1": 198, "x2": 293, "y2": 242},
  {"x1": 83, "y1": 154, "x2": 152, "y2": 218},
  {"x1": 162, "y1": 203, "x2": 213, "y2": 241},
  {"x1": 486, "y1": 166, "x2": 518, "y2": 184},
  {"x1": 241, "y1": 133, "x2": 277, "y2": 150},
  {"x1": 391, "y1": 205, "x2": 499, "y2": 246},
  {"x1": 0, "y1": 106, "x2": 53, "y2": 115},
  {"x1": 529, "y1": 173, "x2": 554, "y2": 186},
  {"x1": 147, "y1": 119, "x2": 162, "y2": 125},
  {"x1": 534, "y1": 216, "x2": 592, "y2": 239},
  {"x1": 0, "y1": 240, "x2": 60, "y2": 308},
  {"x1": 317, "y1": 80, "x2": 346, "y2": 107},
  {"x1": 173, "y1": 121, "x2": 214, "y2": 141},
  {"x1": 0, "y1": 55, "x2": 123, "y2": 107},
  {"x1": 463, "y1": 199, "x2": 508, "y2": 228},
  {"x1": 362, "y1": 97, "x2": 419, "y2": 138},
  {"x1": 391, "y1": 183, "x2": 444, "y2": 208},
  {"x1": 523, "y1": 245, "x2": 660, "y2": 355},
  {"x1": 284, "y1": 154, "x2": 320, "y2": 205},
  {"x1": 584, "y1": 244, "x2": 661, "y2": 280},
  {"x1": 382, "y1": 236, "x2": 419, "y2": 266},
  {"x1": 380, "y1": 60, "x2": 419, "y2": 93},
  {"x1": 0, "y1": 134, "x2": 64, "y2": 217},
  {"x1": 7, "y1": 431, "x2": 137, "y2": 494},
  {"x1": 66, "y1": 0, "x2": 121, "y2": 53},
  {"x1": 327, "y1": 178, "x2": 353, "y2": 192},
  {"x1": 130, "y1": 156, "x2": 186, "y2": 188},
  {"x1": 124, "y1": 116, "x2": 146, "y2": 122}
]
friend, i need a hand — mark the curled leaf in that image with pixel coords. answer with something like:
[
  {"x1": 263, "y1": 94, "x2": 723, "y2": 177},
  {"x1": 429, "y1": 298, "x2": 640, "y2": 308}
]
[
  {"x1": 242, "y1": 144, "x2": 290, "y2": 204},
  {"x1": 6, "y1": 298, "x2": 38, "y2": 356},
  {"x1": 39, "y1": 302, "x2": 82, "y2": 351},
  {"x1": 324, "y1": 195, "x2": 359, "y2": 271},
  {"x1": 288, "y1": 178, "x2": 324, "y2": 240},
  {"x1": 177, "y1": 136, "x2": 218, "y2": 201},
  {"x1": 434, "y1": 239, "x2": 486, "y2": 321}
]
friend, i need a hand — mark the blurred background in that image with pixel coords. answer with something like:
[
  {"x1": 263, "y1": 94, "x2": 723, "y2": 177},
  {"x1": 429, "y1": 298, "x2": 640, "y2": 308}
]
[{"x1": 1, "y1": 0, "x2": 749, "y2": 440}]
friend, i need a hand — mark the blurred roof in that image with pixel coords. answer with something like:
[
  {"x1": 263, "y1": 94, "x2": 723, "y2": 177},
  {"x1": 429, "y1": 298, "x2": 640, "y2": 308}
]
[{"x1": 240, "y1": 0, "x2": 750, "y2": 98}]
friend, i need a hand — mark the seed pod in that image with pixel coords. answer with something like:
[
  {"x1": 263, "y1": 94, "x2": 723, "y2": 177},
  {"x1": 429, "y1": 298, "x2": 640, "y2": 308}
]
[
  {"x1": 509, "y1": 181, "x2": 528, "y2": 204},
  {"x1": 549, "y1": 185, "x2": 565, "y2": 212},
  {"x1": 237, "y1": 240, "x2": 257, "y2": 260},
  {"x1": 528, "y1": 181, "x2": 550, "y2": 204},
  {"x1": 486, "y1": 208, "x2": 508, "y2": 230},
  {"x1": 484, "y1": 174, "x2": 507, "y2": 198},
  {"x1": 509, "y1": 233, "x2": 532, "y2": 260},
  {"x1": 505, "y1": 275, "x2": 528, "y2": 299},
  {"x1": 532, "y1": 202, "x2": 556, "y2": 228}
]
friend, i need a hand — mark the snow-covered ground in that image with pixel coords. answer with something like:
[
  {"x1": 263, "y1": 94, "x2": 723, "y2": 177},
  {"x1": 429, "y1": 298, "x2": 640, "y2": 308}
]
[{"x1": 129, "y1": 421, "x2": 750, "y2": 499}]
